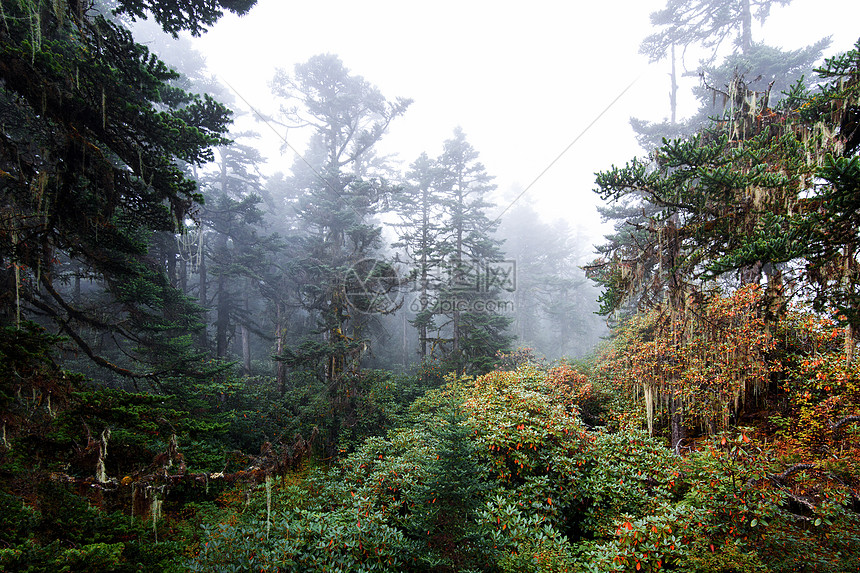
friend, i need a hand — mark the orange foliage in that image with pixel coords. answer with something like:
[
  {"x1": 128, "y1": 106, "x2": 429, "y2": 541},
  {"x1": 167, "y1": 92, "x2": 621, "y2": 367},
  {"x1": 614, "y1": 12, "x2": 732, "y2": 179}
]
[{"x1": 597, "y1": 285, "x2": 776, "y2": 433}]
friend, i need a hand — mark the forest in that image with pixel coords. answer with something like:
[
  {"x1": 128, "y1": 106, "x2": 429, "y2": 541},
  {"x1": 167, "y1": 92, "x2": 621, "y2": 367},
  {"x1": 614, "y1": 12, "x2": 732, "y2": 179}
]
[{"x1": 0, "y1": 0, "x2": 858, "y2": 571}]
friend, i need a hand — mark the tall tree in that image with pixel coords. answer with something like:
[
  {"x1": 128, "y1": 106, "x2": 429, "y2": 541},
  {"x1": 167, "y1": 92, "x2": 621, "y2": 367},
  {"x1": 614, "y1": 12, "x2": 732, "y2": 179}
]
[
  {"x1": 641, "y1": 0, "x2": 793, "y2": 61},
  {"x1": 194, "y1": 131, "x2": 273, "y2": 372},
  {"x1": 589, "y1": 39, "x2": 860, "y2": 445},
  {"x1": 392, "y1": 153, "x2": 446, "y2": 363},
  {"x1": 0, "y1": 0, "x2": 254, "y2": 383},
  {"x1": 433, "y1": 128, "x2": 514, "y2": 375},
  {"x1": 271, "y1": 54, "x2": 410, "y2": 382},
  {"x1": 633, "y1": 0, "x2": 828, "y2": 150}
]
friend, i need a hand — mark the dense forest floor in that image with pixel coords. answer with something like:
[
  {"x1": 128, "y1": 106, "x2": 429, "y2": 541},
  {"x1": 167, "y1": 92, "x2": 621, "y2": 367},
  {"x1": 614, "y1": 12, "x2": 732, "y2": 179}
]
[{"x1": 2, "y1": 315, "x2": 859, "y2": 572}]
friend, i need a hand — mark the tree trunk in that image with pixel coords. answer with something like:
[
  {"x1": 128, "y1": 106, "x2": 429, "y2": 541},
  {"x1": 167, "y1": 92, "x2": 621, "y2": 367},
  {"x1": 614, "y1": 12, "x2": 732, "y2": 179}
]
[
  {"x1": 240, "y1": 281, "x2": 251, "y2": 374},
  {"x1": 452, "y1": 182, "x2": 464, "y2": 375},
  {"x1": 275, "y1": 302, "x2": 287, "y2": 396},
  {"x1": 179, "y1": 256, "x2": 187, "y2": 294},
  {"x1": 740, "y1": 0, "x2": 752, "y2": 54},
  {"x1": 670, "y1": 43, "x2": 678, "y2": 125},
  {"x1": 418, "y1": 265, "x2": 428, "y2": 362},
  {"x1": 166, "y1": 234, "x2": 177, "y2": 288},
  {"x1": 844, "y1": 244, "x2": 856, "y2": 365},
  {"x1": 197, "y1": 233, "x2": 209, "y2": 350},
  {"x1": 665, "y1": 220, "x2": 686, "y2": 454},
  {"x1": 670, "y1": 395, "x2": 685, "y2": 454},
  {"x1": 418, "y1": 187, "x2": 430, "y2": 363},
  {"x1": 402, "y1": 311, "x2": 408, "y2": 367},
  {"x1": 215, "y1": 274, "x2": 229, "y2": 358}
]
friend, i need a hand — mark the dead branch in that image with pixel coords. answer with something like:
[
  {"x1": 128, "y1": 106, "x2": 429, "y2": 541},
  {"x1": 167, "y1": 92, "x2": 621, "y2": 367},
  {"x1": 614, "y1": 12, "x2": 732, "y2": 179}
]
[{"x1": 830, "y1": 415, "x2": 860, "y2": 432}]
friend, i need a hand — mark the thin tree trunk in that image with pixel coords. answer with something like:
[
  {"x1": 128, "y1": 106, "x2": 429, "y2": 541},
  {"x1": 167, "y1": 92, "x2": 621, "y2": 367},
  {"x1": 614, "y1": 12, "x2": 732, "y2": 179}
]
[
  {"x1": 276, "y1": 302, "x2": 287, "y2": 395},
  {"x1": 670, "y1": 395, "x2": 685, "y2": 454},
  {"x1": 452, "y1": 182, "x2": 464, "y2": 374},
  {"x1": 666, "y1": 220, "x2": 686, "y2": 454},
  {"x1": 240, "y1": 283, "x2": 251, "y2": 375},
  {"x1": 740, "y1": 0, "x2": 752, "y2": 54},
  {"x1": 670, "y1": 43, "x2": 678, "y2": 124},
  {"x1": 402, "y1": 311, "x2": 408, "y2": 367},
  {"x1": 198, "y1": 233, "x2": 209, "y2": 350},
  {"x1": 166, "y1": 234, "x2": 177, "y2": 288},
  {"x1": 179, "y1": 257, "x2": 187, "y2": 294},
  {"x1": 844, "y1": 245, "x2": 856, "y2": 365},
  {"x1": 216, "y1": 274, "x2": 229, "y2": 358},
  {"x1": 419, "y1": 195, "x2": 430, "y2": 362}
]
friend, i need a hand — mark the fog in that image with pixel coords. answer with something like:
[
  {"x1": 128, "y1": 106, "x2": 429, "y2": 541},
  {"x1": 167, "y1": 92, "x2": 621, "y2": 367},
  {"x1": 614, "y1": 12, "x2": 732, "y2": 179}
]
[
  {"x1": 185, "y1": 0, "x2": 858, "y2": 239},
  {"x1": 122, "y1": 0, "x2": 860, "y2": 366}
]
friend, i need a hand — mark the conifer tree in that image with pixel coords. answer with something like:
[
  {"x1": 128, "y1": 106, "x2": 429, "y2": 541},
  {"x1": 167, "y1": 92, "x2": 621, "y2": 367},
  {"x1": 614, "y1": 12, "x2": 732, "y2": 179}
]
[
  {"x1": 0, "y1": 0, "x2": 254, "y2": 382},
  {"x1": 392, "y1": 153, "x2": 446, "y2": 363},
  {"x1": 432, "y1": 128, "x2": 514, "y2": 374},
  {"x1": 270, "y1": 54, "x2": 410, "y2": 382},
  {"x1": 194, "y1": 132, "x2": 276, "y2": 372},
  {"x1": 633, "y1": 0, "x2": 828, "y2": 150},
  {"x1": 590, "y1": 39, "x2": 860, "y2": 445},
  {"x1": 411, "y1": 402, "x2": 490, "y2": 570}
]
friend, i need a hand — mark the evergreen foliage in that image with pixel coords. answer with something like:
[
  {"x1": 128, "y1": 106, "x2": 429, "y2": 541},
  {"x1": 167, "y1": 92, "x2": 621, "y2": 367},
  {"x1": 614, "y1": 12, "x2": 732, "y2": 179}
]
[
  {"x1": 633, "y1": 0, "x2": 828, "y2": 149},
  {"x1": 0, "y1": 0, "x2": 244, "y2": 381},
  {"x1": 2, "y1": 2, "x2": 859, "y2": 572},
  {"x1": 394, "y1": 128, "x2": 514, "y2": 375},
  {"x1": 270, "y1": 54, "x2": 410, "y2": 383}
]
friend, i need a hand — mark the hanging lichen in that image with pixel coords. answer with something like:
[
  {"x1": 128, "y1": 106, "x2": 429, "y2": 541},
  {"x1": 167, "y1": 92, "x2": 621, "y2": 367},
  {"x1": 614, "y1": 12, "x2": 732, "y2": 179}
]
[
  {"x1": 177, "y1": 225, "x2": 202, "y2": 272},
  {"x1": 265, "y1": 474, "x2": 272, "y2": 540},
  {"x1": 27, "y1": 0, "x2": 42, "y2": 62},
  {"x1": 151, "y1": 489, "x2": 162, "y2": 543},
  {"x1": 644, "y1": 384, "x2": 655, "y2": 436},
  {"x1": 95, "y1": 428, "x2": 110, "y2": 483}
]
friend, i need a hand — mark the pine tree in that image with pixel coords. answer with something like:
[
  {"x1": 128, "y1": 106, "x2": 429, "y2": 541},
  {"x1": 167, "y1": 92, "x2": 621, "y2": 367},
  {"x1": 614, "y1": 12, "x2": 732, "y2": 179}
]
[
  {"x1": 194, "y1": 131, "x2": 277, "y2": 373},
  {"x1": 270, "y1": 54, "x2": 410, "y2": 382},
  {"x1": 0, "y1": 0, "x2": 254, "y2": 383},
  {"x1": 432, "y1": 128, "x2": 514, "y2": 375},
  {"x1": 633, "y1": 0, "x2": 828, "y2": 150},
  {"x1": 411, "y1": 402, "x2": 490, "y2": 570},
  {"x1": 392, "y1": 153, "x2": 447, "y2": 363}
]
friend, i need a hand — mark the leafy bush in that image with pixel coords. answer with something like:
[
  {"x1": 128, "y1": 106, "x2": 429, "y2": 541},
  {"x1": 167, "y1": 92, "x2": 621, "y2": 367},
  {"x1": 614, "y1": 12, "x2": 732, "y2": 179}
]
[{"x1": 0, "y1": 483, "x2": 185, "y2": 572}]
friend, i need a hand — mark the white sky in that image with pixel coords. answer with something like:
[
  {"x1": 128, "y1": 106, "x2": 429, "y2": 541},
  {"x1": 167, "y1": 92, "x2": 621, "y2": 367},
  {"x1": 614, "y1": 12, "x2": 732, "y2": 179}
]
[{"x1": 189, "y1": 0, "x2": 859, "y2": 241}]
